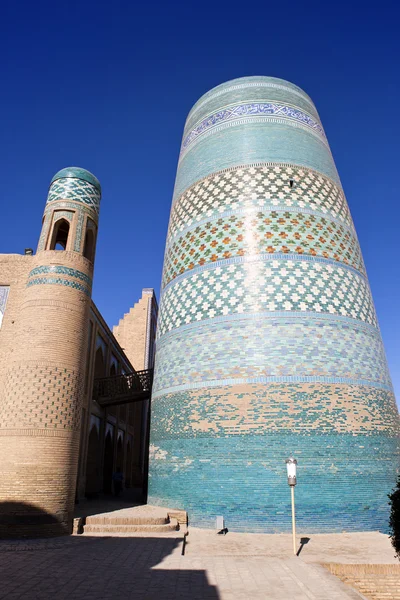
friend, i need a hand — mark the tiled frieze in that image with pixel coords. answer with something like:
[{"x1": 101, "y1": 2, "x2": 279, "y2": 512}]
[
  {"x1": 180, "y1": 102, "x2": 326, "y2": 160},
  {"x1": 26, "y1": 277, "x2": 91, "y2": 296},
  {"x1": 46, "y1": 177, "x2": 101, "y2": 213},
  {"x1": 162, "y1": 208, "x2": 364, "y2": 287},
  {"x1": 74, "y1": 209, "x2": 85, "y2": 252},
  {"x1": 26, "y1": 265, "x2": 92, "y2": 297},
  {"x1": 158, "y1": 258, "x2": 377, "y2": 334},
  {"x1": 37, "y1": 213, "x2": 50, "y2": 252},
  {"x1": 153, "y1": 316, "x2": 391, "y2": 395},
  {"x1": 149, "y1": 76, "x2": 400, "y2": 533},
  {"x1": 28, "y1": 266, "x2": 92, "y2": 286},
  {"x1": 0, "y1": 286, "x2": 10, "y2": 329},
  {"x1": 169, "y1": 164, "x2": 353, "y2": 236},
  {"x1": 186, "y1": 78, "x2": 318, "y2": 130},
  {"x1": 53, "y1": 210, "x2": 74, "y2": 223}
]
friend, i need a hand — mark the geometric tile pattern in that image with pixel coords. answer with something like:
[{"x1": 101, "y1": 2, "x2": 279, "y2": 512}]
[
  {"x1": 162, "y1": 208, "x2": 364, "y2": 287},
  {"x1": 169, "y1": 164, "x2": 353, "y2": 238},
  {"x1": 37, "y1": 212, "x2": 50, "y2": 252},
  {"x1": 53, "y1": 210, "x2": 74, "y2": 223},
  {"x1": 28, "y1": 266, "x2": 92, "y2": 287},
  {"x1": 159, "y1": 258, "x2": 377, "y2": 334},
  {"x1": 180, "y1": 102, "x2": 326, "y2": 158},
  {"x1": 149, "y1": 76, "x2": 400, "y2": 533},
  {"x1": 153, "y1": 316, "x2": 391, "y2": 395},
  {"x1": 74, "y1": 209, "x2": 85, "y2": 252},
  {"x1": 26, "y1": 266, "x2": 92, "y2": 297},
  {"x1": 0, "y1": 286, "x2": 10, "y2": 329},
  {"x1": 26, "y1": 277, "x2": 91, "y2": 297},
  {"x1": 47, "y1": 177, "x2": 101, "y2": 213}
]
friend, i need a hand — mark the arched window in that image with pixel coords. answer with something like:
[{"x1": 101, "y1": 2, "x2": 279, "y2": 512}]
[
  {"x1": 94, "y1": 347, "x2": 106, "y2": 380},
  {"x1": 110, "y1": 363, "x2": 117, "y2": 377},
  {"x1": 83, "y1": 228, "x2": 95, "y2": 262},
  {"x1": 50, "y1": 219, "x2": 70, "y2": 251}
]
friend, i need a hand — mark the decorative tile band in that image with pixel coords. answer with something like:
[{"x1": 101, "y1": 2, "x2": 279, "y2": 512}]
[
  {"x1": 152, "y1": 376, "x2": 392, "y2": 398},
  {"x1": 74, "y1": 209, "x2": 85, "y2": 252},
  {"x1": 187, "y1": 80, "x2": 316, "y2": 124},
  {"x1": 153, "y1": 316, "x2": 391, "y2": 394},
  {"x1": 26, "y1": 277, "x2": 91, "y2": 297},
  {"x1": 37, "y1": 213, "x2": 50, "y2": 252},
  {"x1": 53, "y1": 210, "x2": 74, "y2": 223},
  {"x1": 161, "y1": 252, "x2": 368, "y2": 295},
  {"x1": 28, "y1": 266, "x2": 92, "y2": 287},
  {"x1": 0, "y1": 286, "x2": 10, "y2": 328},
  {"x1": 44, "y1": 200, "x2": 96, "y2": 216},
  {"x1": 158, "y1": 258, "x2": 377, "y2": 335},
  {"x1": 167, "y1": 205, "x2": 355, "y2": 252},
  {"x1": 162, "y1": 208, "x2": 364, "y2": 287},
  {"x1": 158, "y1": 311, "x2": 379, "y2": 344},
  {"x1": 181, "y1": 102, "x2": 326, "y2": 156},
  {"x1": 46, "y1": 178, "x2": 101, "y2": 213},
  {"x1": 170, "y1": 164, "x2": 351, "y2": 233}
]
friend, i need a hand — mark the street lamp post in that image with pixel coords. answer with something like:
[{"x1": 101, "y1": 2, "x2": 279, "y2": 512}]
[{"x1": 286, "y1": 457, "x2": 298, "y2": 555}]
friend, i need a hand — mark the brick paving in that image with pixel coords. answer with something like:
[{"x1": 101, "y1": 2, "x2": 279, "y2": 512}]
[{"x1": 0, "y1": 530, "x2": 377, "y2": 599}]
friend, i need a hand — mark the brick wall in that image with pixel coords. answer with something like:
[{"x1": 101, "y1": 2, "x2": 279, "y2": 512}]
[{"x1": 327, "y1": 564, "x2": 400, "y2": 600}]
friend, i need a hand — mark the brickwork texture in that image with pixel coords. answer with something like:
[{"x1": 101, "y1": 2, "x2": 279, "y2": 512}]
[
  {"x1": 148, "y1": 76, "x2": 400, "y2": 532},
  {"x1": 0, "y1": 167, "x2": 101, "y2": 537}
]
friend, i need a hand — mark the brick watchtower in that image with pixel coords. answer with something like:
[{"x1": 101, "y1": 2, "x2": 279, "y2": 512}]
[{"x1": 0, "y1": 167, "x2": 101, "y2": 536}]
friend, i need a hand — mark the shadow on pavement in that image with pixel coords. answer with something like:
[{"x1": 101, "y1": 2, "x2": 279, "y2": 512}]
[
  {"x1": 297, "y1": 536, "x2": 311, "y2": 556},
  {"x1": 0, "y1": 501, "x2": 220, "y2": 598},
  {"x1": 0, "y1": 534, "x2": 220, "y2": 599}
]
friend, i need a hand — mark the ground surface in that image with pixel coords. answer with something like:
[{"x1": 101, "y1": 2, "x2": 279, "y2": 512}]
[
  {"x1": 0, "y1": 534, "x2": 367, "y2": 600},
  {"x1": 0, "y1": 500, "x2": 397, "y2": 599}
]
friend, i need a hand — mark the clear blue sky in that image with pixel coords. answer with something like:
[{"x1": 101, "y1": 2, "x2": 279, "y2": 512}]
[{"x1": 1, "y1": 1, "x2": 399, "y2": 398}]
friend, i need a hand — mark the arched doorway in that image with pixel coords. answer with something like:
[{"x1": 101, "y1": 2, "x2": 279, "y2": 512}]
[
  {"x1": 85, "y1": 418, "x2": 101, "y2": 497},
  {"x1": 94, "y1": 346, "x2": 106, "y2": 380},
  {"x1": 125, "y1": 436, "x2": 133, "y2": 489},
  {"x1": 116, "y1": 431, "x2": 124, "y2": 471},
  {"x1": 103, "y1": 425, "x2": 114, "y2": 494}
]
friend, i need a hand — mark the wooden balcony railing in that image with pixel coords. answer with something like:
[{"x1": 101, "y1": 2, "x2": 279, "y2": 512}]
[{"x1": 93, "y1": 369, "x2": 154, "y2": 407}]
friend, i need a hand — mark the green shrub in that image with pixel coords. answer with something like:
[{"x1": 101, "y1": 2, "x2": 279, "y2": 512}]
[{"x1": 388, "y1": 475, "x2": 400, "y2": 559}]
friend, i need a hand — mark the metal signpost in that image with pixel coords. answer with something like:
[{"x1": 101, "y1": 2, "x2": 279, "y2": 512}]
[{"x1": 285, "y1": 457, "x2": 298, "y2": 555}]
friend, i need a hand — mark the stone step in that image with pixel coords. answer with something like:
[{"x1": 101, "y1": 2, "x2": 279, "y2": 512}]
[
  {"x1": 83, "y1": 520, "x2": 178, "y2": 534},
  {"x1": 85, "y1": 515, "x2": 168, "y2": 526}
]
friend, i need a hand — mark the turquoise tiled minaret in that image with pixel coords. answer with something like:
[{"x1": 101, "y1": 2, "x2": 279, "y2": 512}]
[{"x1": 148, "y1": 76, "x2": 400, "y2": 532}]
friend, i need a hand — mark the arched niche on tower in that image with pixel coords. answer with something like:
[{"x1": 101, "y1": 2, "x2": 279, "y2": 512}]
[
  {"x1": 45, "y1": 210, "x2": 75, "y2": 251},
  {"x1": 83, "y1": 218, "x2": 97, "y2": 262}
]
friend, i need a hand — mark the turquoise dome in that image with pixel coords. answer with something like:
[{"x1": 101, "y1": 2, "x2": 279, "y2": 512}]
[{"x1": 50, "y1": 167, "x2": 101, "y2": 193}]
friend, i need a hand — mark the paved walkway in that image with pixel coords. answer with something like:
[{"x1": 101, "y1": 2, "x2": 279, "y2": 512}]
[
  {"x1": 0, "y1": 528, "x2": 387, "y2": 599},
  {"x1": 184, "y1": 528, "x2": 398, "y2": 564}
]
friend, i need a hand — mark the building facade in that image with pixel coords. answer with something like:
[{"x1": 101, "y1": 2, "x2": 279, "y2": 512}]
[
  {"x1": 148, "y1": 76, "x2": 400, "y2": 532},
  {"x1": 0, "y1": 168, "x2": 156, "y2": 536}
]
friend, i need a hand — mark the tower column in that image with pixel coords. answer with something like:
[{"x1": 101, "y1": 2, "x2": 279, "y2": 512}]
[
  {"x1": 149, "y1": 76, "x2": 400, "y2": 533},
  {"x1": 0, "y1": 167, "x2": 101, "y2": 537}
]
